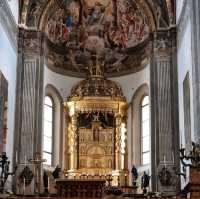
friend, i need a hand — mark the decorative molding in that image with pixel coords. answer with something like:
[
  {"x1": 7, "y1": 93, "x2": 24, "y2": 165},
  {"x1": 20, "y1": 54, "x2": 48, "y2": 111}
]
[
  {"x1": 18, "y1": 28, "x2": 43, "y2": 55},
  {"x1": 0, "y1": 0, "x2": 18, "y2": 51}
]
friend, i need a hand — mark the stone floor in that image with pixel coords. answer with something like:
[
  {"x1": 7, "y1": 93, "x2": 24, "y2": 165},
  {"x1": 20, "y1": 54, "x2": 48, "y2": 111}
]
[{"x1": 5, "y1": 196, "x2": 183, "y2": 199}]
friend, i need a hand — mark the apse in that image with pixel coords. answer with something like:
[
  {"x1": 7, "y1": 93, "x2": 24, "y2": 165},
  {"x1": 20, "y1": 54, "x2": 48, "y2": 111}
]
[{"x1": 42, "y1": 0, "x2": 155, "y2": 77}]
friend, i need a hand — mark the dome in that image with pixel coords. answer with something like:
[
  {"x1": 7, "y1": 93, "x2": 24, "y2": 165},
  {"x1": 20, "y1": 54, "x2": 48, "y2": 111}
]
[
  {"x1": 68, "y1": 54, "x2": 125, "y2": 101},
  {"x1": 68, "y1": 76, "x2": 125, "y2": 101}
]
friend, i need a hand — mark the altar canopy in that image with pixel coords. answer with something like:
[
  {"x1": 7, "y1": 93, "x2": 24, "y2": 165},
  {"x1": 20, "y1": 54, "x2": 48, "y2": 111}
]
[{"x1": 64, "y1": 53, "x2": 128, "y2": 184}]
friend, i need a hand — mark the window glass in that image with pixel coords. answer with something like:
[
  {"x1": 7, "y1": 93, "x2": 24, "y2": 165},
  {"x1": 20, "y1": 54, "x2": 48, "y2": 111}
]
[
  {"x1": 43, "y1": 152, "x2": 52, "y2": 166},
  {"x1": 43, "y1": 136, "x2": 52, "y2": 153},
  {"x1": 43, "y1": 96, "x2": 53, "y2": 166},
  {"x1": 43, "y1": 121, "x2": 52, "y2": 137},
  {"x1": 141, "y1": 96, "x2": 150, "y2": 165},
  {"x1": 142, "y1": 152, "x2": 150, "y2": 165}
]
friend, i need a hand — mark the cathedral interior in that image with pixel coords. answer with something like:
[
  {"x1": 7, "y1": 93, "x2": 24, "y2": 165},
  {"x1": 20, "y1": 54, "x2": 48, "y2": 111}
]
[{"x1": 1, "y1": 0, "x2": 200, "y2": 198}]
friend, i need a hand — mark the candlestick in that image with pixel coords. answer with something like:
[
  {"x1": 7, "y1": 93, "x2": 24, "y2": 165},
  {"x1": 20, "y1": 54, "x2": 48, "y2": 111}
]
[
  {"x1": 16, "y1": 150, "x2": 18, "y2": 163},
  {"x1": 180, "y1": 130, "x2": 182, "y2": 148},
  {"x1": 47, "y1": 176, "x2": 49, "y2": 191}
]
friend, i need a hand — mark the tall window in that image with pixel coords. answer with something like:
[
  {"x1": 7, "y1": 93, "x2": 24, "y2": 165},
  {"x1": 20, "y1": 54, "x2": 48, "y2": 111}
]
[
  {"x1": 141, "y1": 96, "x2": 150, "y2": 165},
  {"x1": 43, "y1": 96, "x2": 53, "y2": 165}
]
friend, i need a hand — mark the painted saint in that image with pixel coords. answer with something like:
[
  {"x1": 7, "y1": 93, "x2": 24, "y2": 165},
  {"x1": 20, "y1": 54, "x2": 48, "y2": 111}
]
[{"x1": 45, "y1": 0, "x2": 150, "y2": 73}]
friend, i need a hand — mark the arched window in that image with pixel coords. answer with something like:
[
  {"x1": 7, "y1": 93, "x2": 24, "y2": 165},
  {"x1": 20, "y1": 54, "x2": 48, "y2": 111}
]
[
  {"x1": 141, "y1": 96, "x2": 150, "y2": 165},
  {"x1": 43, "y1": 96, "x2": 54, "y2": 166}
]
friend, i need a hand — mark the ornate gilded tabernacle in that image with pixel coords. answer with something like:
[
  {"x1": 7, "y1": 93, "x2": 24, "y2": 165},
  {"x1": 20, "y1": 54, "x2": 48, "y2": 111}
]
[{"x1": 64, "y1": 54, "x2": 128, "y2": 185}]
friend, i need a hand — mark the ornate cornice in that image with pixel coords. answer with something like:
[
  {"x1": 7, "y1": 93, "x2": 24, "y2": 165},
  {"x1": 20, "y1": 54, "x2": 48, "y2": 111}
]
[
  {"x1": 153, "y1": 27, "x2": 176, "y2": 57},
  {"x1": 0, "y1": 0, "x2": 18, "y2": 51}
]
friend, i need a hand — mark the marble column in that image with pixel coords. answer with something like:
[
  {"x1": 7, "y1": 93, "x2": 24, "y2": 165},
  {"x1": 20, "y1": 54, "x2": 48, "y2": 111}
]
[
  {"x1": 190, "y1": 0, "x2": 200, "y2": 141},
  {"x1": 14, "y1": 28, "x2": 44, "y2": 165},
  {"x1": 150, "y1": 28, "x2": 180, "y2": 195}
]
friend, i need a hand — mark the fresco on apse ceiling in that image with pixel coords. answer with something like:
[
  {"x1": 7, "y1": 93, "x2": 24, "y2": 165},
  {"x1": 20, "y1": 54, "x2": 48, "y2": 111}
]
[{"x1": 45, "y1": 0, "x2": 150, "y2": 75}]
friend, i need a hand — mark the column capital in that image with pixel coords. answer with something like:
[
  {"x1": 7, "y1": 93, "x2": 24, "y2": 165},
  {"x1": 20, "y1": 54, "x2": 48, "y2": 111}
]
[
  {"x1": 18, "y1": 28, "x2": 44, "y2": 56},
  {"x1": 153, "y1": 28, "x2": 176, "y2": 57}
]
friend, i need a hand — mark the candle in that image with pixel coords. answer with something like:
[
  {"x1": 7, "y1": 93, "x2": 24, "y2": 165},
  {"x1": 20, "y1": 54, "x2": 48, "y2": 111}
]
[
  {"x1": 25, "y1": 155, "x2": 27, "y2": 166},
  {"x1": 125, "y1": 174, "x2": 128, "y2": 186},
  {"x1": 172, "y1": 151, "x2": 174, "y2": 164},
  {"x1": 23, "y1": 177, "x2": 26, "y2": 195},
  {"x1": 164, "y1": 155, "x2": 166, "y2": 168}
]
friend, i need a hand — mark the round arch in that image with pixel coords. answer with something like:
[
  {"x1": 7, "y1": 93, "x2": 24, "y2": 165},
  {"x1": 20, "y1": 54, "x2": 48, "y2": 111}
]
[
  {"x1": 130, "y1": 83, "x2": 149, "y2": 166},
  {"x1": 43, "y1": 84, "x2": 64, "y2": 168}
]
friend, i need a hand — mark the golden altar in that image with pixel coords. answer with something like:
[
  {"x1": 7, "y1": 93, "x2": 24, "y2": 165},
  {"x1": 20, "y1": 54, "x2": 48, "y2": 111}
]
[{"x1": 64, "y1": 54, "x2": 128, "y2": 185}]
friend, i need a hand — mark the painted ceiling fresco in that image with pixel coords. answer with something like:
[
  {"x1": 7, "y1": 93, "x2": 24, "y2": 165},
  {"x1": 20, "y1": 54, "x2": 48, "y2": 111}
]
[{"x1": 44, "y1": 0, "x2": 151, "y2": 76}]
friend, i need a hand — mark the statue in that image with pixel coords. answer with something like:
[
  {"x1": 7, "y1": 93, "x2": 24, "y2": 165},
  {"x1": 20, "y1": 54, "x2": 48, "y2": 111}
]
[
  {"x1": 18, "y1": 166, "x2": 34, "y2": 190},
  {"x1": 158, "y1": 167, "x2": 172, "y2": 186},
  {"x1": 52, "y1": 165, "x2": 61, "y2": 179},
  {"x1": 131, "y1": 165, "x2": 138, "y2": 191},
  {"x1": 88, "y1": 53, "x2": 104, "y2": 77},
  {"x1": 0, "y1": 152, "x2": 17, "y2": 193},
  {"x1": 180, "y1": 140, "x2": 200, "y2": 168},
  {"x1": 141, "y1": 171, "x2": 150, "y2": 194}
]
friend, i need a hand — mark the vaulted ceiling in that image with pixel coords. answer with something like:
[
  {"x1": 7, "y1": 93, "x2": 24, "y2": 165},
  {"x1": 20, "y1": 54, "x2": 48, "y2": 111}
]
[{"x1": 19, "y1": 0, "x2": 176, "y2": 77}]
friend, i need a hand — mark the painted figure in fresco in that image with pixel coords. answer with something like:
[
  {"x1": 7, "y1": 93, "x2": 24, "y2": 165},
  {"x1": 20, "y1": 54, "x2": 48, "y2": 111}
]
[
  {"x1": 88, "y1": 2, "x2": 103, "y2": 25},
  {"x1": 65, "y1": 9, "x2": 73, "y2": 30},
  {"x1": 45, "y1": 0, "x2": 150, "y2": 73}
]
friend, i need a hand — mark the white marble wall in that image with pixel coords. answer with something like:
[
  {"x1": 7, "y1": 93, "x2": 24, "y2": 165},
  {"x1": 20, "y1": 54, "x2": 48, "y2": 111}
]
[
  {"x1": 177, "y1": 18, "x2": 194, "y2": 143},
  {"x1": 176, "y1": 0, "x2": 185, "y2": 22},
  {"x1": 6, "y1": 0, "x2": 18, "y2": 23},
  {"x1": 177, "y1": 0, "x2": 194, "y2": 188},
  {"x1": 44, "y1": 65, "x2": 82, "y2": 101},
  {"x1": 0, "y1": 24, "x2": 17, "y2": 165}
]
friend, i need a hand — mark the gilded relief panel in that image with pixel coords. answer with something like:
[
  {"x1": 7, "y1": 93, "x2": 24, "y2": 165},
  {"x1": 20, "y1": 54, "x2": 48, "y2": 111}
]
[{"x1": 77, "y1": 112, "x2": 115, "y2": 174}]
